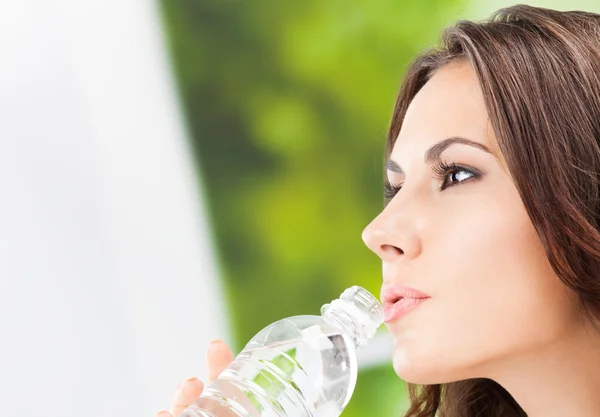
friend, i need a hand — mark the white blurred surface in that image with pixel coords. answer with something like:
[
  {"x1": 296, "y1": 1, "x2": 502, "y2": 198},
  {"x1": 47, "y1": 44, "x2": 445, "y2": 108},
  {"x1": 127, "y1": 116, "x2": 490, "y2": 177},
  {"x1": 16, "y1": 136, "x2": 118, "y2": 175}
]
[{"x1": 0, "y1": 2, "x2": 230, "y2": 416}]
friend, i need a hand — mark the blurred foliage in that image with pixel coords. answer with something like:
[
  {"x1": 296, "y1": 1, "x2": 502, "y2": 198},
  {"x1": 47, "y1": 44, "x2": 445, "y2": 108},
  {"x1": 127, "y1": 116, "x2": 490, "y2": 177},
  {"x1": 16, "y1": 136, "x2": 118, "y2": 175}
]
[{"x1": 158, "y1": 0, "x2": 466, "y2": 415}]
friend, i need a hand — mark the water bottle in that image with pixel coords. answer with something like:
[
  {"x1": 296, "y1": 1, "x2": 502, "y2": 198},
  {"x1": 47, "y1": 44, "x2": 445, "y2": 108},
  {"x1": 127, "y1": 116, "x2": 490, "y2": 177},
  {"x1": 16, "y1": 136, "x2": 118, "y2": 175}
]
[{"x1": 179, "y1": 285, "x2": 384, "y2": 417}]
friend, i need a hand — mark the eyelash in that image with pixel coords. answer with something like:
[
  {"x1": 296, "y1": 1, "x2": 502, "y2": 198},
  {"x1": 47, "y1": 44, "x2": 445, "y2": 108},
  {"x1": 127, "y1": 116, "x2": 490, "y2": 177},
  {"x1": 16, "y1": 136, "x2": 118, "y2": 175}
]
[{"x1": 383, "y1": 160, "x2": 479, "y2": 200}]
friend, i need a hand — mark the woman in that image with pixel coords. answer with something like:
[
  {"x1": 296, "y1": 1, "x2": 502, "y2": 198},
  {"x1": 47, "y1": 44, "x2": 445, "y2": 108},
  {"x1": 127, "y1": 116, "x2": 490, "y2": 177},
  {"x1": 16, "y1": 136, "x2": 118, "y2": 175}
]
[{"x1": 157, "y1": 4, "x2": 600, "y2": 416}]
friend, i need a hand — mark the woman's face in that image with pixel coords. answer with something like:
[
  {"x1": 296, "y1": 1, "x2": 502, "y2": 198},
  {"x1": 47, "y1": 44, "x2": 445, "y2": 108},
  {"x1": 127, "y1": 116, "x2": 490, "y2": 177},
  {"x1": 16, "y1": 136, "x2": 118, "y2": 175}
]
[{"x1": 362, "y1": 61, "x2": 581, "y2": 384}]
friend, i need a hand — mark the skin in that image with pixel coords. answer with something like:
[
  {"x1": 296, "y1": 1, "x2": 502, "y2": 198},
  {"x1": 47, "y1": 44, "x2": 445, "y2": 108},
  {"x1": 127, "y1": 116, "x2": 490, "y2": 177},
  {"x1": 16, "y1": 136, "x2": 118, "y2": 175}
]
[
  {"x1": 157, "y1": 61, "x2": 600, "y2": 417},
  {"x1": 156, "y1": 340, "x2": 233, "y2": 417},
  {"x1": 361, "y1": 61, "x2": 600, "y2": 416}
]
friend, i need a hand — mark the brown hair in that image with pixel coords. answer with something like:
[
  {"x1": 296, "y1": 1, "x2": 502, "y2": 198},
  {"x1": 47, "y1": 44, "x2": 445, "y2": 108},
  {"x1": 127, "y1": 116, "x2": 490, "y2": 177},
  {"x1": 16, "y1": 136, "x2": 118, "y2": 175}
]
[{"x1": 387, "y1": 4, "x2": 600, "y2": 416}]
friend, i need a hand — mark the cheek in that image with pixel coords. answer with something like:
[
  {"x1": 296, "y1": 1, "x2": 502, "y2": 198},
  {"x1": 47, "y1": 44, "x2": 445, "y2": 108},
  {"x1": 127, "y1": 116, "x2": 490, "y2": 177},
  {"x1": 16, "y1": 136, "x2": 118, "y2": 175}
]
[{"x1": 389, "y1": 188, "x2": 579, "y2": 384}]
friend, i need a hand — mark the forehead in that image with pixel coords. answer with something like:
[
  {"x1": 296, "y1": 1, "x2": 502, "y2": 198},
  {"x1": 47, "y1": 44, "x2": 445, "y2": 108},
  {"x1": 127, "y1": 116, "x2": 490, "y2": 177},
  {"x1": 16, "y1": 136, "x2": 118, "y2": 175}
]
[{"x1": 391, "y1": 61, "x2": 498, "y2": 161}]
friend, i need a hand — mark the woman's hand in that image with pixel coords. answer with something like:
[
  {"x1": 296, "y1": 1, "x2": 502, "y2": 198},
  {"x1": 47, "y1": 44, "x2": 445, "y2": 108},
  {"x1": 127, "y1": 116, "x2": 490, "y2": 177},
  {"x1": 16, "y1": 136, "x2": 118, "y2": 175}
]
[{"x1": 155, "y1": 340, "x2": 235, "y2": 417}]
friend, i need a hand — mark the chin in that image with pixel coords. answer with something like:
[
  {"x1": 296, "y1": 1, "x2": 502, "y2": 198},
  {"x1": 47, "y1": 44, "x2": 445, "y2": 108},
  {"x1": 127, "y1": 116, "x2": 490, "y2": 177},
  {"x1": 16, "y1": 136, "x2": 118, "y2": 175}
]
[
  {"x1": 393, "y1": 352, "x2": 436, "y2": 384},
  {"x1": 392, "y1": 351, "x2": 465, "y2": 385}
]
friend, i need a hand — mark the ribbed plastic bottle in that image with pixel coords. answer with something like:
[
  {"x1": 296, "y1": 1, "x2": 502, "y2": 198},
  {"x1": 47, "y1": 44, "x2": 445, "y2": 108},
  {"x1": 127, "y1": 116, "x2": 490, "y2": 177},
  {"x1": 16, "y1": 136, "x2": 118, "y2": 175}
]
[{"x1": 179, "y1": 286, "x2": 384, "y2": 417}]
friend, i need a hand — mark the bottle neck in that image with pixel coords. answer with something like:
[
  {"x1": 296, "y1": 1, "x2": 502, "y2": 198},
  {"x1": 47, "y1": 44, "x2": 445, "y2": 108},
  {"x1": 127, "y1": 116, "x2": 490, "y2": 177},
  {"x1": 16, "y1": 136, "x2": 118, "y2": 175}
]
[{"x1": 320, "y1": 286, "x2": 384, "y2": 349}]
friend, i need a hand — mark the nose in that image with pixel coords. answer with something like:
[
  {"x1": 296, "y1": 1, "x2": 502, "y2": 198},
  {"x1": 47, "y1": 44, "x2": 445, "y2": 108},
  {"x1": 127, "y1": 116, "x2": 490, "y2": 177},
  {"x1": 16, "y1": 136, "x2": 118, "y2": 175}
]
[
  {"x1": 361, "y1": 205, "x2": 420, "y2": 264},
  {"x1": 362, "y1": 223, "x2": 403, "y2": 262}
]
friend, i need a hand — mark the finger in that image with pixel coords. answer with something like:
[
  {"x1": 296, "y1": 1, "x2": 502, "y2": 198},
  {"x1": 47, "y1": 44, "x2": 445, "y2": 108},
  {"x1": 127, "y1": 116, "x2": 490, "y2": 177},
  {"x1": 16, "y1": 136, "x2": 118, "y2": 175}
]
[
  {"x1": 206, "y1": 340, "x2": 235, "y2": 383},
  {"x1": 170, "y1": 377, "x2": 204, "y2": 417},
  {"x1": 155, "y1": 411, "x2": 172, "y2": 417}
]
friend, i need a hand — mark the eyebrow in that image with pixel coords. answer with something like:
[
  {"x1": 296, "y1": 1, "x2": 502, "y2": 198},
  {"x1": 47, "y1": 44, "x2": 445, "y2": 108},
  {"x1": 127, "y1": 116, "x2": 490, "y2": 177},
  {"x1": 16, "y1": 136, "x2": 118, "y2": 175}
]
[{"x1": 385, "y1": 136, "x2": 493, "y2": 174}]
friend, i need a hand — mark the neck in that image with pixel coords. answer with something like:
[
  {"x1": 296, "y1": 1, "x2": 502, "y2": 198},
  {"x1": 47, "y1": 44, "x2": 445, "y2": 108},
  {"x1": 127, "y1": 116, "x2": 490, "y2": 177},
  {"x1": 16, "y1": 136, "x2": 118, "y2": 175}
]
[{"x1": 487, "y1": 321, "x2": 600, "y2": 417}]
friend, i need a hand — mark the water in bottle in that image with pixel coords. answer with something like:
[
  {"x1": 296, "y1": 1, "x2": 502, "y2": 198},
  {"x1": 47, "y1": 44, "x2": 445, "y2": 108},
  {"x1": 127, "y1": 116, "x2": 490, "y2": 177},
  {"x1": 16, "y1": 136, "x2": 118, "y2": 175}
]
[{"x1": 179, "y1": 285, "x2": 384, "y2": 417}]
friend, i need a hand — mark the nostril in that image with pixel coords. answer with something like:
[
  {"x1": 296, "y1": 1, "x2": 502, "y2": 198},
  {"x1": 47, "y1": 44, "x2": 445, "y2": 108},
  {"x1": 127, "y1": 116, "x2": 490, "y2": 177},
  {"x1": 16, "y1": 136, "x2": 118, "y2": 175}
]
[{"x1": 381, "y1": 244, "x2": 403, "y2": 256}]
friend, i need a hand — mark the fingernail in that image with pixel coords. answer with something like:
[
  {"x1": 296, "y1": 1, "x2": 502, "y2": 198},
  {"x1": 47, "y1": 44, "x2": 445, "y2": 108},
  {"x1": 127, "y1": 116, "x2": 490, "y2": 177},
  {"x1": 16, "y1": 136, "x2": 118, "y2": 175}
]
[
  {"x1": 155, "y1": 410, "x2": 171, "y2": 417},
  {"x1": 178, "y1": 376, "x2": 198, "y2": 388},
  {"x1": 209, "y1": 339, "x2": 222, "y2": 345}
]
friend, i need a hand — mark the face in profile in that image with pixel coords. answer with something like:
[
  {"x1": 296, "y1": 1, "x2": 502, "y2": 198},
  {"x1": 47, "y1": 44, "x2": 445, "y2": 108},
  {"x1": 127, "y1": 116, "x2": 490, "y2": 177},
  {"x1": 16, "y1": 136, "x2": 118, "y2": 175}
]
[{"x1": 362, "y1": 61, "x2": 582, "y2": 385}]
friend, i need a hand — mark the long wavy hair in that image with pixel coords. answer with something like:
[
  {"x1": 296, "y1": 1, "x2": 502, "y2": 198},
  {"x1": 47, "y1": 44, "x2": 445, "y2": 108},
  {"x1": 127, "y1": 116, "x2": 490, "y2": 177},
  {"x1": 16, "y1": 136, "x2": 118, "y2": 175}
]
[{"x1": 387, "y1": 5, "x2": 600, "y2": 416}]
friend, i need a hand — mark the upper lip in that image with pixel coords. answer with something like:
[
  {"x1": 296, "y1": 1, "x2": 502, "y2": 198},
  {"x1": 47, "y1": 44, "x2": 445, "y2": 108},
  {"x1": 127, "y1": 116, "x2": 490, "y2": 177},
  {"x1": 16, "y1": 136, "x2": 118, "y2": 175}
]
[{"x1": 380, "y1": 283, "x2": 431, "y2": 307}]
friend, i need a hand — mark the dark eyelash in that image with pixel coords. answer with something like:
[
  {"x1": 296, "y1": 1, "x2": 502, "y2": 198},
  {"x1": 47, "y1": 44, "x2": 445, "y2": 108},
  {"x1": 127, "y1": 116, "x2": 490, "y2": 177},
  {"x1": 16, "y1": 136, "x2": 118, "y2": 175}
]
[
  {"x1": 431, "y1": 160, "x2": 478, "y2": 191},
  {"x1": 383, "y1": 161, "x2": 479, "y2": 200},
  {"x1": 384, "y1": 178, "x2": 402, "y2": 200}
]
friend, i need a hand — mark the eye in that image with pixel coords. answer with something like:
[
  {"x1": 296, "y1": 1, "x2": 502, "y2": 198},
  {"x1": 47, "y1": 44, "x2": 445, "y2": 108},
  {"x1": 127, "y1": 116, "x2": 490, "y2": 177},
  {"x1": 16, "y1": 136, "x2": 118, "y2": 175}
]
[
  {"x1": 383, "y1": 178, "x2": 402, "y2": 200},
  {"x1": 432, "y1": 160, "x2": 479, "y2": 191},
  {"x1": 383, "y1": 161, "x2": 480, "y2": 202}
]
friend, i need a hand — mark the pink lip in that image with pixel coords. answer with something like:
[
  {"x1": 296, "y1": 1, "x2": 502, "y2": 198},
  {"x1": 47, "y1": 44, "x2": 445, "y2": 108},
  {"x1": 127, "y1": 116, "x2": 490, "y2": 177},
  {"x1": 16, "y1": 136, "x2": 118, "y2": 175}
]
[{"x1": 380, "y1": 284, "x2": 430, "y2": 323}]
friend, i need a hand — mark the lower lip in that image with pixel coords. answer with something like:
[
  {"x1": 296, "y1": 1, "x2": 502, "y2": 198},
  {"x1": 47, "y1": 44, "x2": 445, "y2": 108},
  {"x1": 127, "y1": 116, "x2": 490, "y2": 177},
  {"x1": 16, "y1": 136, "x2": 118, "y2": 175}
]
[{"x1": 384, "y1": 298, "x2": 429, "y2": 323}]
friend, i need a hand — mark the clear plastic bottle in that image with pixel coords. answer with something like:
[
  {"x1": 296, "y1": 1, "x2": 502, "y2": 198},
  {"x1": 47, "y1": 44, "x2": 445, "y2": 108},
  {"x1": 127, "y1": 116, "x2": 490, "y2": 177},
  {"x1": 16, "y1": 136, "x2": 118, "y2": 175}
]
[{"x1": 179, "y1": 286, "x2": 384, "y2": 417}]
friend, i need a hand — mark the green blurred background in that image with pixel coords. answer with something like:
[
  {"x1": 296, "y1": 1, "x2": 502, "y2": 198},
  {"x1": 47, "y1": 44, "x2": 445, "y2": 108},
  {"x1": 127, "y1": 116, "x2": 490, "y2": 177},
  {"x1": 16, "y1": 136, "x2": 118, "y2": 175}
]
[{"x1": 157, "y1": 1, "x2": 600, "y2": 414}]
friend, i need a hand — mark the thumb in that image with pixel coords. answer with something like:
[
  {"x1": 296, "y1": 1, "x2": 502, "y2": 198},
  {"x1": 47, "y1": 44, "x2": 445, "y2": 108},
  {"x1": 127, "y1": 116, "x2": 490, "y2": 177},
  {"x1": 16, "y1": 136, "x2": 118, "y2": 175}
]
[{"x1": 206, "y1": 340, "x2": 235, "y2": 383}]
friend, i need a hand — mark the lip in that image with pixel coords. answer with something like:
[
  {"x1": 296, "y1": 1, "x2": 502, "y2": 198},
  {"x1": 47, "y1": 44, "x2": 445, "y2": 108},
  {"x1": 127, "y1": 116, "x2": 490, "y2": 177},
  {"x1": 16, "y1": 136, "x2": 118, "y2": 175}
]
[{"x1": 381, "y1": 283, "x2": 431, "y2": 323}]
